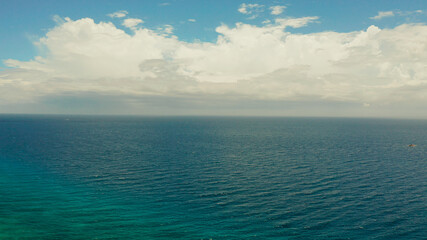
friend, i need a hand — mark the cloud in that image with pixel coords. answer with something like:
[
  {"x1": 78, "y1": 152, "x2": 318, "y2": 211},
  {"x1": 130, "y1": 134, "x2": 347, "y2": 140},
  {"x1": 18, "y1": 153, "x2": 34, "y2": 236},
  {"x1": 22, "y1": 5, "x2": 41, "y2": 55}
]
[
  {"x1": 238, "y1": 3, "x2": 264, "y2": 18},
  {"x1": 275, "y1": 16, "x2": 319, "y2": 28},
  {"x1": 188, "y1": 19, "x2": 196, "y2": 22},
  {"x1": 52, "y1": 15, "x2": 67, "y2": 24},
  {"x1": 122, "y1": 18, "x2": 143, "y2": 29},
  {"x1": 2, "y1": 17, "x2": 427, "y2": 116},
  {"x1": 157, "y1": 24, "x2": 174, "y2": 35},
  {"x1": 270, "y1": 5, "x2": 286, "y2": 15},
  {"x1": 371, "y1": 9, "x2": 425, "y2": 20},
  {"x1": 107, "y1": 10, "x2": 128, "y2": 18},
  {"x1": 370, "y1": 11, "x2": 394, "y2": 20},
  {"x1": 397, "y1": 9, "x2": 425, "y2": 16}
]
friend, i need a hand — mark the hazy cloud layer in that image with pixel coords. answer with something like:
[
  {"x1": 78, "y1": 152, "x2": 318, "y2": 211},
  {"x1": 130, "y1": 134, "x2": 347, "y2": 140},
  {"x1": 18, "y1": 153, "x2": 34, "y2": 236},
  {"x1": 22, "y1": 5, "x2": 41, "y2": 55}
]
[{"x1": 2, "y1": 16, "x2": 427, "y2": 116}]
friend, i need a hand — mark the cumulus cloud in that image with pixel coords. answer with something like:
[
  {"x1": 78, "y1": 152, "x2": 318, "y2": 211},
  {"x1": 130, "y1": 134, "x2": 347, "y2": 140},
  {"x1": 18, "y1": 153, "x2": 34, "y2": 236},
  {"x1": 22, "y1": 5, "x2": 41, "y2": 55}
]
[
  {"x1": 370, "y1": 11, "x2": 394, "y2": 20},
  {"x1": 188, "y1": 19, "x2": 196, "y2": 22},
  {"x1": 122, "y1": 18, "x2": 144, "y2": 29},
  {"x1": 2, "y1": 16, "x2": 427, "y2": 116},
  {"x1": 270, "y1": 5, "x2": 286, "y2": 15},
  {"x1": 107, "y1": 10, "x2": 128, "y2": 18}
]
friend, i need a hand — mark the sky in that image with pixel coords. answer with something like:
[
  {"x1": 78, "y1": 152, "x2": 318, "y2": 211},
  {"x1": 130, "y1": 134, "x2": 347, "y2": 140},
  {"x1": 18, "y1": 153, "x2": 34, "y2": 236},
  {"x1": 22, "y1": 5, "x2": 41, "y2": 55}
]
[{"x1": 1, "y1": 0, "x2": 427, "y2": 117}]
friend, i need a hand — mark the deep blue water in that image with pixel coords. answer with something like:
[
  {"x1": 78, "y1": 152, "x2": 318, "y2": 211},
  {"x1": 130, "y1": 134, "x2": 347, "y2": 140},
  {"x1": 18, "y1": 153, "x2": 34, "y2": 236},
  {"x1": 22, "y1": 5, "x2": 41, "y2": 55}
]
[{"x1": 0, "y1": 115, "x2": 426, "y2": 239}]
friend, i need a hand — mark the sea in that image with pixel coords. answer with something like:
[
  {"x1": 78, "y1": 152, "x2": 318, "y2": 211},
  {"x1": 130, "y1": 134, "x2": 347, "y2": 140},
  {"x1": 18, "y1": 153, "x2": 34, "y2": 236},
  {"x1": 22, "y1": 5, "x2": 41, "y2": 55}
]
[{"x1": 0, "y1": 115, "x2": 426, "y2": 239}]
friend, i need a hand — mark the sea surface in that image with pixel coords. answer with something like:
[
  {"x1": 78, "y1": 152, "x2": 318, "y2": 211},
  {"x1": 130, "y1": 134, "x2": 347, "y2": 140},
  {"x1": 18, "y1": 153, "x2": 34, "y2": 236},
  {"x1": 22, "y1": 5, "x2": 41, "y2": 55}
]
[{"x1": 0, "y1": 115, "x2": 426, "y2": 239}]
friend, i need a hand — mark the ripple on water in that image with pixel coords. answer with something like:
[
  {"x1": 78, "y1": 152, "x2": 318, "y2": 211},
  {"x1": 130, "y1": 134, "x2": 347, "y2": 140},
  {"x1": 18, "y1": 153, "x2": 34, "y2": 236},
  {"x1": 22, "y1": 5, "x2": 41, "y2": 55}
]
[{"x1": 0, "y1": 116, "x2": 426, "y2": 239}]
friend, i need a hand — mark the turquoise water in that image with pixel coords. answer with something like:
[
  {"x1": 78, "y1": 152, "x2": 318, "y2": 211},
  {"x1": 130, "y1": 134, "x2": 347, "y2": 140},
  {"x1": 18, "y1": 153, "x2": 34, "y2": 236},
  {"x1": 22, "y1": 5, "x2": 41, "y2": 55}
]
[{"x1": 0, "y1": 115, "x2": 426, "y2": 239}]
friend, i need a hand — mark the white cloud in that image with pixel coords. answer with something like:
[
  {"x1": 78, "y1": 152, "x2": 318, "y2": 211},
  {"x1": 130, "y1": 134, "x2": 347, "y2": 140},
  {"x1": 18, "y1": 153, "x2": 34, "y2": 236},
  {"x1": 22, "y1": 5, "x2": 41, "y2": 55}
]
[
  {"x1": 397, "y1": 9, "x2": 425, "y2": 16},
  {"x1": 2, "y1": 17, "x2": 427, "y2": 116},
  {"x1": 122, "y1": 18, "x2": 143, "y2": 29},
  {"x1": 262, "y1": 19, "x2": 271, "y2": 24},
  {"x1": 157, "y1": 24, "x2": 174, "y2": 35},
  {"x1": 371, "y1": 9, "x2": 425, "y2": 20},
  {"x1": 238, "y1": 3, "x2": 264, "y2": 18},
  {"x1": 188, "y1": 19, "x2": 196, "y2": 22},
  {"x1": 275, "y1": 16, "x2": 319, "y2": 28},
  {"x1": 370, "y1": 11, "x2": 394, "y2": 20},
  {"x1": 107, "y1": 10, "x2": 128, "y2": 18},
  {"x1": 52, "y1": 15, "x2": 66, "y2": 24},
  {"x1": 270, "y1": 5, "x2": 286, "y2": 15}
]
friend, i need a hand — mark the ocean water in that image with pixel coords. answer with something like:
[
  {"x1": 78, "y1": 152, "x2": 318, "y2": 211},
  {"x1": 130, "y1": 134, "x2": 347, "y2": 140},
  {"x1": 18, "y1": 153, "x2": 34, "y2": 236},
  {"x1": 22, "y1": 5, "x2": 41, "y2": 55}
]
[{"x1": 0, "y1": 115, "x2": 426, "y2": 239}]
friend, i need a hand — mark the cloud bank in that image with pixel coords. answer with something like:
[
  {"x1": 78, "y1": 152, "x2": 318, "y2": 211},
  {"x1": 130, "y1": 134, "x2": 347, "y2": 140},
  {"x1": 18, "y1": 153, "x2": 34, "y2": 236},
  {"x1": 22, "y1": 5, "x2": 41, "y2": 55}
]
[{"x1": 1, "y1": 16, "x2": 427, "y2": 117}]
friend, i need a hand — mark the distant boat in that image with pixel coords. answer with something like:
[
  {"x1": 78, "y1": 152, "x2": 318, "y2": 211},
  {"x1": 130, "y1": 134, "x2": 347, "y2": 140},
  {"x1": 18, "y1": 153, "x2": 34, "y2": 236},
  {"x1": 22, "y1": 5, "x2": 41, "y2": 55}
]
[{"x1": 408, "y1": 144, "x2": 416, "y2": 147}]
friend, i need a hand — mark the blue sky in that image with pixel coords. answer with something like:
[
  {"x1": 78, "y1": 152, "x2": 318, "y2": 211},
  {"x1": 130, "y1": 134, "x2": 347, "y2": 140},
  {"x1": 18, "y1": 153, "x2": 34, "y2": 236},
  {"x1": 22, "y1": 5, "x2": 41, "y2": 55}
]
[
  {"x1": 2, "y1": 0, "x2": 426, "y2": 68},
  {"x1": 1, "y1": 0, "x2": 427, "y2": 117}
]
